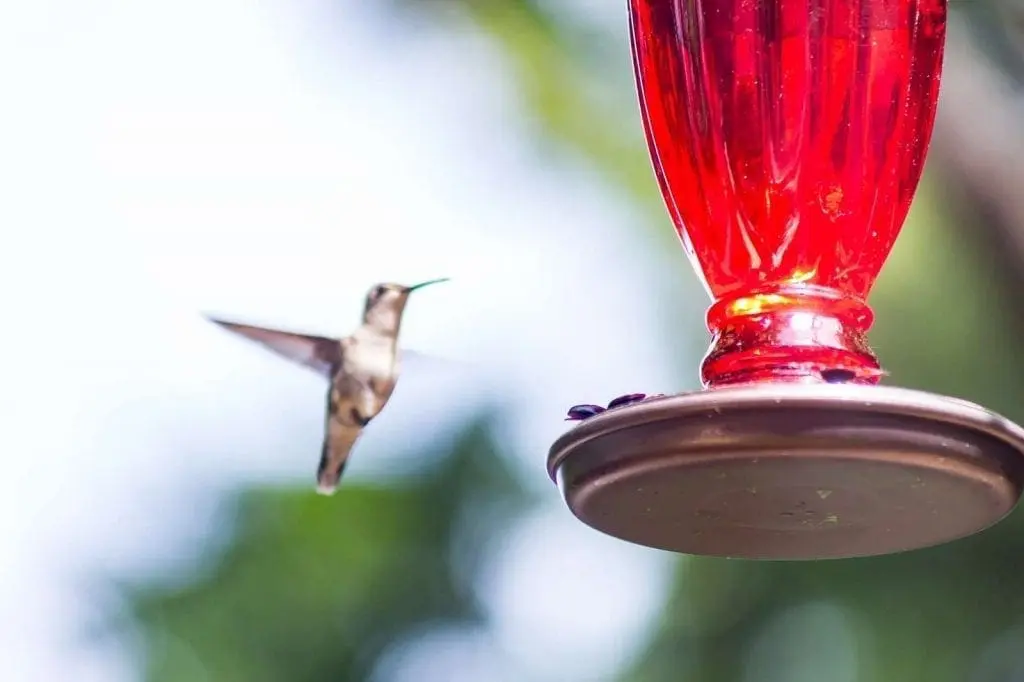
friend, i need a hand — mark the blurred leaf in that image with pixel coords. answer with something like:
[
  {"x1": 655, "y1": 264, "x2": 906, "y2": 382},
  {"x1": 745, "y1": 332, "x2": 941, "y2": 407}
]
[
  {"x1": 872, "y1": 177, "x2": 1024, "y2": 419},
  {"x1": 389, "y1": 0, "x2": 671, "y2": 235},
  {"x1": 959, "y1": 3, "x2": 1024, "y2": 85},
  {"x1": 122, "y1": 414, "x2": 531, "y2": 682}
]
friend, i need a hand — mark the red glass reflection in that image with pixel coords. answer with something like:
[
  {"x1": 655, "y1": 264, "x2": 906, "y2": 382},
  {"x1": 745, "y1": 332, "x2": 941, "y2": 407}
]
[{"x1": 630, "y1": 0, "x2": 946, "y2": 386}]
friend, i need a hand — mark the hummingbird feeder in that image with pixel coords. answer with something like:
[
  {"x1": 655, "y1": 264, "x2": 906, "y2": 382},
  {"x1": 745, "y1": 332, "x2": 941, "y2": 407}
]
[{"x1": 548, "y1": 0, "x2": 1024, "y2": 559}]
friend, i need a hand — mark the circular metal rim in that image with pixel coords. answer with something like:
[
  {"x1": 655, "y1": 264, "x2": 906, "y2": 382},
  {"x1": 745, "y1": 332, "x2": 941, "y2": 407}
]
[
  {"x1": 548, "y1": 383, "x2": 1024, "y2": 482},
  {"x1": 546, "y1": 383, "x2": 1024, "y2": 559}
]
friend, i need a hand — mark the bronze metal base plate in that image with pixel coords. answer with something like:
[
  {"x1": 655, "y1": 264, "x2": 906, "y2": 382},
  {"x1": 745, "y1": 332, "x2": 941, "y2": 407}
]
[{"x1": 547, "y1": 384, "x2": 1024, "y2": 560}]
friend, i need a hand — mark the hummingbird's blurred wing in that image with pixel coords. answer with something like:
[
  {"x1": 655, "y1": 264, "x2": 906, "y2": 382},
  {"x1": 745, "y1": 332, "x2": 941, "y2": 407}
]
[{"x1": 205, "y1": 316, "x2": 341, "y2": 378}]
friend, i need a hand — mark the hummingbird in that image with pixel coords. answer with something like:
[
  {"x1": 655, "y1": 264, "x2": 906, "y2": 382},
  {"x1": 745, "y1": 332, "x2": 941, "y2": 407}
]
[{"x1": 205, "y1": 278, "x2": 450, "y2": 495}]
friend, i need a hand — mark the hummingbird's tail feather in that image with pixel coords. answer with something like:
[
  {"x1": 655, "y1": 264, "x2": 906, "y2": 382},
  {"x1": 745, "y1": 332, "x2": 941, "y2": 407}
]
[
  {"x1": 204, "y1": 314, "x2": 342, "y2": 378},
  {"x1": 315, "y1": 444, "x2": 350, "y2": 496},
  {"x1": 316, "y1": 477, "x2": 341, "y2": 496},
  {"x1": 315, "y1": 420, "x2": 362, "y2": 496}
]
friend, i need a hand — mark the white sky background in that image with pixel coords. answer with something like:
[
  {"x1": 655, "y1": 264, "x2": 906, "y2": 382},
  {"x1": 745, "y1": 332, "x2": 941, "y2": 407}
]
[{"x1": 0, "y1": 0, "x2": 705, "y2": 680}]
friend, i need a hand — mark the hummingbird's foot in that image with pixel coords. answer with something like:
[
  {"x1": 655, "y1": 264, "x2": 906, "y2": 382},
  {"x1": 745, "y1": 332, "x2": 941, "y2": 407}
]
[{"x1": 565, "y1": 393, "x2": 666, "y2": 421}]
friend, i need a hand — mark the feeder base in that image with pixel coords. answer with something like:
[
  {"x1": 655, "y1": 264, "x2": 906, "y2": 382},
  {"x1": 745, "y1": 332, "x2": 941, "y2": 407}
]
[{"x1": 547, "y1": 384, "x2": 1024, "y2": 560}]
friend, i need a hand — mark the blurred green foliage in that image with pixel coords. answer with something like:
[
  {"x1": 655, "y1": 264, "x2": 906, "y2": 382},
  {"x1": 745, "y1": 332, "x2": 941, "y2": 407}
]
[
  {"x1": 122, "y1": 2, "x2": 1024, "y2": 682},
  {"x1": 125, "y1": 416, "x2": 532, "y2": 682}
]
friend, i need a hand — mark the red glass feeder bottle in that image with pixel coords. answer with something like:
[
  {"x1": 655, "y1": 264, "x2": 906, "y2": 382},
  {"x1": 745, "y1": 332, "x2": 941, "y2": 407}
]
[{"x1": 548, "y1": 0, "x2": 1024, "y2": 559}]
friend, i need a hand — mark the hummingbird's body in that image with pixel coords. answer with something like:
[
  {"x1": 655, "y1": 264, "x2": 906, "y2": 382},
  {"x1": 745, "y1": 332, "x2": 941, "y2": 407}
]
[{"x1": 206, "y1": 278, "x2": 448, "y2": 495}]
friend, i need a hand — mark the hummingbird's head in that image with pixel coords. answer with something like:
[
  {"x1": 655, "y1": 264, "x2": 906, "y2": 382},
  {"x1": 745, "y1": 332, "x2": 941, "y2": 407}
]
[{"x1": 362, "y1": 278, "x2": 449, "y2": 333}]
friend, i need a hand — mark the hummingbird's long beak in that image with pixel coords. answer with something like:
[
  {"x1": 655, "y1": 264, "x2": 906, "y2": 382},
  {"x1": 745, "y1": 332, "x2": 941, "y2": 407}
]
[{"x1": 406, "y1": 277, "x2": 450, "y2": 293}]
